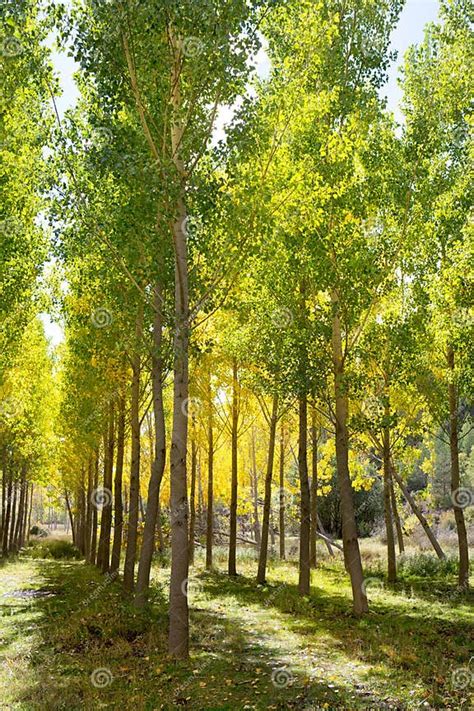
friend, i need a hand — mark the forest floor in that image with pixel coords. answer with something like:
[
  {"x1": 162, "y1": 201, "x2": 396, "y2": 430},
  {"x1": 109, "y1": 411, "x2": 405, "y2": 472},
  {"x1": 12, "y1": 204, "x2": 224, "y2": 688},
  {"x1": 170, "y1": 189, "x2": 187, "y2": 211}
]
[{"x1": 0, "y1": 545, "x2": 472, "y2": 710}]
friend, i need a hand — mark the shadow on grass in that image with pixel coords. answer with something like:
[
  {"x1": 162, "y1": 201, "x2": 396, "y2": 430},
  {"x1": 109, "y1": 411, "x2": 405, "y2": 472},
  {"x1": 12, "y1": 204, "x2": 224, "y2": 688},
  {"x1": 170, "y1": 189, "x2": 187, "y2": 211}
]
[
  {"x1": 1, "y1": 558, "x2": 168, "y2": 709},
  {"x1": 0, "y1": 556, "x2": 406, "y2": 710},
  {"x1": 197, "y1": 566, "x2": 473, "y2": 709},
  {"x1": 2, "y1": 554, "x2": 472, "y2": 709}
]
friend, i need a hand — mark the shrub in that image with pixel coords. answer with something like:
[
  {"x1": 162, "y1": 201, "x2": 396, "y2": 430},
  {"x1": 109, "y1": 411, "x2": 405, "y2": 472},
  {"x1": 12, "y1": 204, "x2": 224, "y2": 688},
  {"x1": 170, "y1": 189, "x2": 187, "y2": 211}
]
[
  {"x1": 27, "y1": 539, "x2": 81, "y2": 560},
  {"x1": 29, "y1": 525, "x2": 48, "y2": 538},
  {"x1": 398, "y1": 552, "x2": 458, "y2": 579}
]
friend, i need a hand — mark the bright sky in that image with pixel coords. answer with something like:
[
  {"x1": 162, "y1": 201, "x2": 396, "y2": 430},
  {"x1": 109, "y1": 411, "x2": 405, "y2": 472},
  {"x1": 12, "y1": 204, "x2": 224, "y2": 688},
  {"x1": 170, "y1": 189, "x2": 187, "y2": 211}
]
[{"x1": 41, "y1": 0, "x2": 440, "y2": 347}]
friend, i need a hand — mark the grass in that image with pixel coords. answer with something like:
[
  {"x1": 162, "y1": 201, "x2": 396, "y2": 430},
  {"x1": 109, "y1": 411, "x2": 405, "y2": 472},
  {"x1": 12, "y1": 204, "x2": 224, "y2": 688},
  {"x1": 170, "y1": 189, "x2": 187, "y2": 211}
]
[{"x1": 0, "y1": 542, "x2": 472, "y2": 710}]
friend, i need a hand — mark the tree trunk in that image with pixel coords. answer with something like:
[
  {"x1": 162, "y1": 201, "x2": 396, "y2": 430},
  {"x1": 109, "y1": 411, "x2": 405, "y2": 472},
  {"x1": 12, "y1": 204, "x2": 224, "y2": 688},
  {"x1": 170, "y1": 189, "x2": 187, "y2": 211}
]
[
  {"x1": 382, "y1": 426, "x2": 396, "y2": 583},
  {"x1": 17, "y1": 474, "x2": 27, "y2": 550},
  {"x1": 98, "y1": 404, "x2": 114, "y2": 573},
  {"x1": 391, "y1": 462, "x2": 446, "y2": 559},
  {"x1": 189, "y1": 428, "x2": 197, "y2": 566},
  {"x1": 77, "y1": 470, "x2": 86, "y2": 556},
  {"x1": 135, "y1": 285, "x2": 167, "y2": 607},
  {"x1": 2, "y1": 471, "x2": 12, "y2": 555},
  {"x1": 331, "y1": 293, "x2": 368, "y2": 615},
  {"x1": 197, "y1": 449, "x2": 204, "y2": 533},
  {"x1": 447, "y1": 346, "x2": 469, "y2": 588},
  {"x1": 206, "y1": 366, "x2": 214, "y2": 571},
  {"x1": 168, "y1": 219, "x2": 190, "y2": 657},
  {"x1": 95, "y1": 451, "x2": 104, "y2": 568},
  {"x1": 310, "y1": 410, "x2": 318, "y2": 569},
  {"x1": 123, "y1": 486, "x2": 128, "y2": 517},
  {"x1": 25, "y1": 482, "x2": 35, "y2": 543},
  {"x1": 8, "y1": 481, "x2": 17, "y2": 553},
  {"x1": 257, "y1": 394, "x2": 279, "y2": 585},
  {"x1": 228, "y1": 359, "x2": 239, "y2": 576},
  {"x1": 390, "y1": 478, "x2": 404, "y2": 554},
  {"x1": 298, "y1": 396, "x2": 311, "y2": 595},
  {"x1": 1, "y1": 450, "x2": 6, "y2": 541},
  {"x1": 251, "y1": 429, "x2": 261, "y2": 546},
  {"x1": 124, "y1": 309, "x2": 143, "y2": 591},
  {"x1": 279, "y1": 424, "x2": 285, "y2": 560},
  {"x1": 90, "y1": 451, "x2": 99, "y2": 564},
  {"x1": 84, "y1": 458, "x2": 93, "y2": 561},
  {"x1": 168, "y1": 34, "x2": 190, "y2": 659},
  {"x1": 20, "y1": 481, "x2": 29, "y2": 549},
  {"x1": 65, "y1": 489, "x2": 75, "y2": 546},
  {"x1": 317, "y1": 513, "x2": 335, "y2": 556},
  {"x1": 26, "y1": 483, "x2": 33, "y2": 544},
  {"x1": 111, "y1": 394, "x2": 125, "y2": 575},
  {"x1": 13, "y1": 469, "x2": 26, "y2": 551},
  {"x1": 156, "y1": 498, "x2": 164, "y2": 552}
]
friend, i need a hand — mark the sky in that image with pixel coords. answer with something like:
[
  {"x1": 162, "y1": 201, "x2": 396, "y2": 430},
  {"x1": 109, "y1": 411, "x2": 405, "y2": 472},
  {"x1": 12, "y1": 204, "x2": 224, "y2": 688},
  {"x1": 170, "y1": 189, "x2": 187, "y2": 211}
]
[{"x1": 41, "y1": 0, "x2": 440, "y2": 347}]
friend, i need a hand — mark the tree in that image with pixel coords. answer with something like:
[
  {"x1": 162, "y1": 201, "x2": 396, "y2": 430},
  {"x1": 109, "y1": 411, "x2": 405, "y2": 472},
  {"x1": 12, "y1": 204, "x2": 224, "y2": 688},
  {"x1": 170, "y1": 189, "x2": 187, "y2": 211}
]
[{"x1": 401, "y1": 0, "x2": 473, "y2": 587}]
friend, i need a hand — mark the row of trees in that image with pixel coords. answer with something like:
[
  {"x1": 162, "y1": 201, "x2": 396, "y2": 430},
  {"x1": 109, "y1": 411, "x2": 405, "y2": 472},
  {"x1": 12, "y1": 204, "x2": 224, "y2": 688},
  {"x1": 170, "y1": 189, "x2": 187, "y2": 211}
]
[
  {"x1": 1, "y1": 0, "x2": 472, "y2": 661},
  {"x1": 0, "y1": 3, "x2": 57, "y2": 556}
]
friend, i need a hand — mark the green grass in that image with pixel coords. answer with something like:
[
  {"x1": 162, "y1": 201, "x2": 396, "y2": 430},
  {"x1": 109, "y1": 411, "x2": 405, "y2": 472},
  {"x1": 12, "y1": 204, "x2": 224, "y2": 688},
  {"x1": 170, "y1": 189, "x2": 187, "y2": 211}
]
[{"x1": 0, "y1": 544, "x2": 472, "y2": 710}]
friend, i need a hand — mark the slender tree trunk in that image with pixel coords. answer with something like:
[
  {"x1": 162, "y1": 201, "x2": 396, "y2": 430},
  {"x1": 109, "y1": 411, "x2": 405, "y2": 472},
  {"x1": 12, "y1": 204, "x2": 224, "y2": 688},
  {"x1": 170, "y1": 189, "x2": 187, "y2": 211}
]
[
  {"x1": 139, "y1": 495, "x2": 145, "y2": 524},
  {"x1": 251, "y1": 429, "x2": 261, "y2": 546},
  {"x1": 20, "y1": 481, "x2": 29, "y2": 549},
  {"x1": 111, "y1": 394, "x2": 125, "y2": 575},
  {"x1": 390, "y1": 477, "x2": 404, "y2": 554},
  {"x1": 197, "y1": 449, "x2": 204, "y2": 534},
  {"x1": 124, "y1": 309, "x2": 143, "y2": 591},
  {"x1": 391, "y1": 462, "x2": 446, "y2": 559},
  {"x1": 206, "y1": 366, "x2": 214, "y2": 570},
  {"x1": 168, "y1": 34, "x2": 190, "y2": 659},
  {"x1": 65, "y1": 489, "x2": 75, "y2": 546},
  {"x1": 2, "y1": 471, "x2": 12, "y2": 555},
  {"x1": 123, "y1": 486, "x2": 128, "y2": 517},
  {"x1": 102, "y1": 401, "x2": 115, "y2": 573},
  {"x1": 189, "y1": 429, "x2": 197, "y2": 566},
  {"x1": 95, "y1": 449, "x2": 104, "y2": 569},
  {"x1": 331, "y1": 293, "x2": 368, "y2": 615},
  {"x1": 270, "y1": 508, "x2": 275, "y2": 548},
  {"x1": 26, "y1": 484, "x2": 33, "y2": 544},
  {"x1": 135, "y1": 285, "x2": 167, "y2": 606},
  {"x1": 228, "y1": 359, "x2": 239, "y2": 576},
  {"x1": 310, "y1": 410, "x2": 318, "y2": 569},
  {"x1": 257, "y1": 394, "x2": 279, "y2": 585},
  {"x1": 13, "y1": 469, "x2": 26, "y2": 551},
  {"x1": 382, "y1": 426, "x2": 396, "y2": 583},
  {"x1": 8, "y1": 481, "x2": 18, "y2": 553},
  {"x1": 17, "y1": 475, "x2": 27, "y2": 550},
  {"x1": 77, "y1": 470, "x2": 86, "y2": 556},
  {"x1": 317, "y1": 513, "x2": 335, "y2": 556},
  {"x1": 84, "y1": 458, "x2": 93, "y2": 562},
  {"x1": 1, "y1": 449, "x2": 6, "y2": 541},
  {"x1": 298, "y1": 396, "x2": 311, "y2": 595},
  {"x1": 90, "y1": 451, "x2": 99, "y2": 564},
  {"x1": 447, "y1": 346, "x2": 469, "y2": 588},
  {"x1": 98, "y1": 404, "x2": 114, "y2": 573},
  {"x1": 279, "y1": 424, "x2": 285, "y2": 560},
  {"x1": 156, "y1": 498, "x2": 164, "y2": 552},
  {"x1": 168, "y1": 230, "x2": 190, "y2": 656}
]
